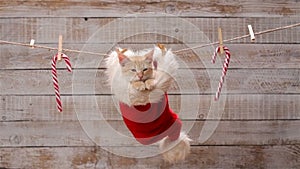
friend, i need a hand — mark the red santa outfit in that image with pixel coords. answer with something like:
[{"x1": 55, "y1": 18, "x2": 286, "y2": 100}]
[{"x1": 119, "y1": 93, "x2": 182, "y2": 145}]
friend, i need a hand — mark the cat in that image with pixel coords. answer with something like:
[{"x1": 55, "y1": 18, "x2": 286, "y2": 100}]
[
  {"x1": 105, "y1": 44, "x2": 191, "y2": 163},
  {"x1": 105, "y1": 45, "x2": 177, "y2": 106}
]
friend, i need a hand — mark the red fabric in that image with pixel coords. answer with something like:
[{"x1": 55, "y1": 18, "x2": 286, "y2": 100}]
[{"x1": 119, "y1": 94, "x2": 182, "y2": 145}]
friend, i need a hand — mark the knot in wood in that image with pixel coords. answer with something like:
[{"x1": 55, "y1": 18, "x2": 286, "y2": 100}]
[
  {"x1": 198, "y1": 114, "x2": 205, "y2": 119},
  {"x1": 165, "y1": 4, "x2": 176, "y2": 14},
  {"x1": 2, "y1": 116, "x2": 6, "y2": 121},
  {"x1": 9, "y1": 135, "x2": 22, "y2": 144}
]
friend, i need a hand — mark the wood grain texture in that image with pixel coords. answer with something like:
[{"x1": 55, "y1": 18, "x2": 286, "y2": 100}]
[
  {"x1": 0, "y1": 69, "x2": 299, "y2": 95},
  {"x1": 0, "y1": 120, "x2": 300, "y2": 147},
  {"x1": 0, "y1": 0, "x2": 299, "y2": 17},
  {"x1": 0, "y1": 146, "x2": 299, "y2": 169},
  {"x1": 1, "y1": 95, "x2": 300, "y2": 121},
  {"x1": 0, "y1": 17, "x2": 299, "y2": 44},
  {"x1": 0, "y1": 1, "x2": 300, "y2": 168},
  {"x1": 1, "y1": 44, "x2": 300, "y2": 69}
]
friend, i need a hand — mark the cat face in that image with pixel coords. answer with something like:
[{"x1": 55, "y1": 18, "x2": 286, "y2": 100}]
[{"x1": 118, "y1": 50, "x2": 154, "y2": 82}]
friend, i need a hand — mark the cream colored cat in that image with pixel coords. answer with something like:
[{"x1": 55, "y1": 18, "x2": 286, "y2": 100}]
[
  {"x1": 106, "y1": 45, "x2": 176, "y2": 106},
  {"x1": 105, "y1": 45, "x2": 191, "y2": 163}
]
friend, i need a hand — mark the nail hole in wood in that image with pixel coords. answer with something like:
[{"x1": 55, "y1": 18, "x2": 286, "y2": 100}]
[{"x1": 2, "y1": 116, "x2": 6, "y2": 121}]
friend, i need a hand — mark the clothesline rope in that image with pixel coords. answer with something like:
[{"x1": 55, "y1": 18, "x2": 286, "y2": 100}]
[
  {"x1": 174, "y1": 22, "x2": 300, "y2": 53},
  {"x1": 0, "y1": 22, "x2": 299, "y2": 56}
]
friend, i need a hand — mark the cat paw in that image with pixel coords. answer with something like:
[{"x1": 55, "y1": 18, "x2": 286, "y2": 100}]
[
  {"x1": 132, "y1": 81, "x2": 146, "y2": 91},
  {"x1": 145, "y1": 79, "x2": 155, "y2": 90}
]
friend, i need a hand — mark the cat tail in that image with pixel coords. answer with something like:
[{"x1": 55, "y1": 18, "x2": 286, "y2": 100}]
[{"x1": 159, "y1": 132, "x2": 192, "y2": 163}]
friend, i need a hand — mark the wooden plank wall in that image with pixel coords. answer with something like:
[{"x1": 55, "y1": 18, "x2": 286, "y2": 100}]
[{"x1": 0, "y1": 0, "x2": 300, "y2": 168}]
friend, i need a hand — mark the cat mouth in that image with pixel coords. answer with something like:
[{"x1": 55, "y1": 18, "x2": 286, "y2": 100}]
[{"x1": 134, "y1": 78, "x2": 147, "y2": 82}]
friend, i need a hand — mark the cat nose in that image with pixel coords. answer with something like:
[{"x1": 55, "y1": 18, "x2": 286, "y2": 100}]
[{"x1": 137, "y1": 72, "x2": 143, "y2": 79}]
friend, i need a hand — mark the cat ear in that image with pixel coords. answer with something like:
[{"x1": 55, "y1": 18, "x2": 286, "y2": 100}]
[
  {"x1": 116, "y1": 49, "x2": 129, "y2": 66},
  {"x1": 145, "y1": 49, "x2": 158, "y2": 70},
  {"x1": 153, "y1": 60, "x2": 158, "y2": 70},
  {"x1": 145, "y1": 49, "x2": 154, "y2": 62}
]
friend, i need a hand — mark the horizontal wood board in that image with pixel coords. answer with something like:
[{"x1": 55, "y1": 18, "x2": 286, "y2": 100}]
[
  {"x1": 1, "y1": 95, "x2": 300, "y2": 121},
  {"x1": 0, "y1": 17, "x2": 299, "y2": 44},
  {"x1": 1, "y1": 0, "x2": 300, "y2": 17},
  {"x1": 0, "y1": 69, "x2": 299, "y2": 95},
  {"x1": 0, "y1": 44, "x2": 300, "y2": 69},
  {"x1": 0, "y1": 146, "x2": 299, "y2": 169}
]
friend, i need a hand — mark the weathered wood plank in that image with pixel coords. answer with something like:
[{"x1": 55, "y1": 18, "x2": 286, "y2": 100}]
[
  {"x1": 0, "y1": 1, "x2": 299, "y2": 169},
  {"x1": 0, "y1": 120, "x2": 300, "y2": 147},
  {"x1": 1, "y1": 44, "x2": 300, "y2": 69},
  {"x1": 0, "y1": 17, "x2": 299, "y2": 44},
  {"x1": 1, "y1": 95, "x2": 300, "y2": 121},
  {"x1": 0, "y1": 69, "x2": 299, "y2": 95},
  {"x1": 0, "y1": 0, "x2": 299, "y2": 17},
  {"x1": 0, "y1": 146, "x2": 299, "y2": 169}
]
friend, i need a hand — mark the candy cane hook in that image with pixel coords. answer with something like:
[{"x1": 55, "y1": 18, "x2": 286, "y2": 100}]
[
  {"x1": 51, "y1": 53, "x2": 72, "y2": 112},
  {"x1": 211, "y1": 46, "x2": 231, "y2": 101}
]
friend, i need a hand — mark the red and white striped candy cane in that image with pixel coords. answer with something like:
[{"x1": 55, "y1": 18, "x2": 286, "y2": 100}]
[
  {"x1": 211, "y1": 46, "x2": 219, "y2": 64},
  {"x1": 51, "y1": 53, "x2": 72, "y2": 112},
  {"x1": 211, "y1": 46, "x2": 231, "y2": 101}
]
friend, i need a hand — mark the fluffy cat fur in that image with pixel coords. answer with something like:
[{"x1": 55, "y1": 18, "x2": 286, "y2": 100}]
[
  {"x1": 159, "y1": 132, "x2": 192, "y2": 163},
  {"x1": 105, "y1": 45, "x2": 191, "y2": 163}
]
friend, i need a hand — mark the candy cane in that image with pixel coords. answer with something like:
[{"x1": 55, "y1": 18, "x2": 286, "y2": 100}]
[
  {"x1": 211, "y1": 46, "x2": 219, "y2": 64},
  {"x1": 211, "y1": 46, "x2": 231, "y2": 100},
  {"x1": 51, "y1": 53, "x2": 72, "y2": 112}
]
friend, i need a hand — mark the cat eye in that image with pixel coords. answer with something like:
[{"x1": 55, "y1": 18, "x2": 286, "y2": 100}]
[
  {"x1": 143, "y1": 68, "x2": 148, "y2": 71},
  {"x1": 131, "y1": 69, "x2": 136, "y2": 72}
]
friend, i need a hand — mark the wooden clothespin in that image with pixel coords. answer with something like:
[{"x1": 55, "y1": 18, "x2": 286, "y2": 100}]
[
  {"x1": 120, "y1": 48, "x2": 127, "y2": 53},
  {"x1": 116, "y1": 48, "x2": 127, "y2": 54},
  {"x1": 157, "y1": 43, "x2": 166, "y2": 51},
  {"x1": 247, "y1": 25, "x2": 255, "y2": 42},
  {"x1": 218, "y1": 28, "x2": 224, "y2": 54},
  {"x1": 57, "y1": 35, "x2": 63, "y2": 61},
  {"x1": 29, "y1": 39, "x2": 35, "y2": 49},
  {"x1": 157, "y1": 43, "x2": 166, "y2": 55}
]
